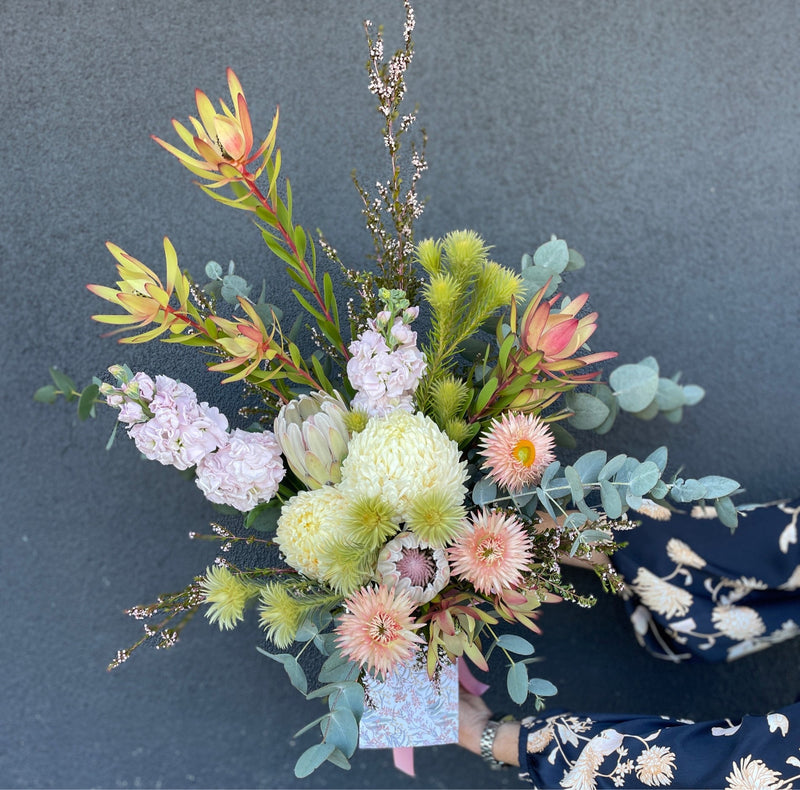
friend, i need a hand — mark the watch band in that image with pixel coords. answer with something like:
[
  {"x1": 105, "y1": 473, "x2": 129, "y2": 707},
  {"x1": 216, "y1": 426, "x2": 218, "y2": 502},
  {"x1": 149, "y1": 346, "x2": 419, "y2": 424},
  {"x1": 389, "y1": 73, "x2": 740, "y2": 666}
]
[{"x1": 479, "y1": 713, "x2": 512, "y2": 770}]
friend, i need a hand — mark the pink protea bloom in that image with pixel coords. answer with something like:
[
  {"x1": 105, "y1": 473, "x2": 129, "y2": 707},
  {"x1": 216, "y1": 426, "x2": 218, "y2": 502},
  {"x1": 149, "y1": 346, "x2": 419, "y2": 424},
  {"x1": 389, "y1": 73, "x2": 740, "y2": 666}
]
[
  {"x1": 448, "y1": 509, "x2": 533, "y2": 595},
  {"x1": 334, "y1": 585, "x2": 424, "y2": 676},
  {"x1": 479, "y1": 412, "x2": 556, "y2": 492}
]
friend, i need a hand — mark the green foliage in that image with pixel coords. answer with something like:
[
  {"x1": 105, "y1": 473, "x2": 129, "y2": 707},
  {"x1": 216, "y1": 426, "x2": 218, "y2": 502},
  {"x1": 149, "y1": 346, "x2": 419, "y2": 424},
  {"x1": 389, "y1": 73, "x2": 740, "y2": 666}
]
[
  {"x1": 35, "y1": 367, "x2": 103, "y2": 421},
  {"x1": 518, "y1": 235, "x2": 585, "y2": 301}
]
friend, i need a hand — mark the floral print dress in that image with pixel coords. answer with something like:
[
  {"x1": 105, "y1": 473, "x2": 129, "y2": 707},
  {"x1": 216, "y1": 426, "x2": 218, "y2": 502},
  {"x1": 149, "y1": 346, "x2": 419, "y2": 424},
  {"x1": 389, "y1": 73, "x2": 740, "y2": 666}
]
[{"x1": 518, "y1": 498, "x2": 800, "y2": 789}]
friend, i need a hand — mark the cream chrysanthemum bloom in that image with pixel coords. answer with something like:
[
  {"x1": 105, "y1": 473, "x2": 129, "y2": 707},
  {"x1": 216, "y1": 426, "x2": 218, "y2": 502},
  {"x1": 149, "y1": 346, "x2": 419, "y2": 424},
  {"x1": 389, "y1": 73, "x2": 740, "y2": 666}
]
[
  {"x1": 711, "y1": 604, "x2": 767, "y2": 641},
  {"x1": 275, "y1": 486, "x2": 350, "y2": 581},
  {"x1": 630, "y1": 567, "x2": 693, "y2": 619},
  {"x1": 339, "y1": 410, "x2": 468, "y2": 522}
]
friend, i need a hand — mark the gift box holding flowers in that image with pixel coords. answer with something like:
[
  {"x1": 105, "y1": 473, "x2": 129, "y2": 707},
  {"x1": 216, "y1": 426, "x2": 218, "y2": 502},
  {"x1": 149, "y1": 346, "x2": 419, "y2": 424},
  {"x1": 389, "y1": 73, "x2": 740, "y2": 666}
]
[{"x1": 38, "y1": 1, "x2": 743, "y2": 779}]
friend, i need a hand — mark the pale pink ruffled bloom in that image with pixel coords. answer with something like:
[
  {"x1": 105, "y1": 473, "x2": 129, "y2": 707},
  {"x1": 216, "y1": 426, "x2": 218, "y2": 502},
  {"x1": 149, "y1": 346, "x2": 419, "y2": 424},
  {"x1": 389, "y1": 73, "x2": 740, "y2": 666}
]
[
  {"x1": 479, "y1": 412, "x2": 556, "y2": 492},
  {"x1": 448, "y1": 509, "x2": 533, "y2": 595},
  {"x1": 126, "y1": 374, "x2": 229, "y2": 470},
  {"x1": 335, "y1": 585, "x2": 424, "y2": 676},
  {"x1": 347, "y1": 317, "x2": 427, "y2": 418},
  {"x1": 195, "y1": 428, "x2": 285, "y2": 512}
]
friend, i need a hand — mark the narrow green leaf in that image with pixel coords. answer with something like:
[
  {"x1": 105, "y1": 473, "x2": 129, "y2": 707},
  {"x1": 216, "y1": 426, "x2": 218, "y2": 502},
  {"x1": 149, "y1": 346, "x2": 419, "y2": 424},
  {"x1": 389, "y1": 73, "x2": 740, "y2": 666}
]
[
  {"x1": 256, "y1": 649, "x2": 308, "y2": 695},
  {"x1": 49, "y1": 368, "x2": 77, "y2": 401},
  {"x1": 715, "y1": 496, "x2": 738, "y2": 530},
  {"x1": 325, "y1": 748, "x2": 352, "y2": 771},
  {"x1": 495, "y1": 634, "x2": 535, "y2": 655},
  {"x1": 564, "y1": 466, "x2": 585, "y2": 503},
  {"x1": 506, "y1": 662, "x2": 529, "y2": 705},
  {"x1": 697, "y1": 476, "x2": 740, "y2": 498},
  {"x1": 473, "y1": 377, "x2": 499, "y2": 414},
  {"x1": 528, "y1": 678, "x2": 558, "y2": 697},
  {"x1": 33, "y1": 384, "x2": 58, "y2": 404},
  {"x1": 599, "y1": 454, "x2": 627, "y2": 482},
  {"x1": 294, "y1": 742, "x2": 335, "y2": 778},
  {"x1": 644, "y1": 446, "x2": 668, "y2": 475},
  {"x1": 77, "y1": 383, "x2": 100, "y2": 421}
]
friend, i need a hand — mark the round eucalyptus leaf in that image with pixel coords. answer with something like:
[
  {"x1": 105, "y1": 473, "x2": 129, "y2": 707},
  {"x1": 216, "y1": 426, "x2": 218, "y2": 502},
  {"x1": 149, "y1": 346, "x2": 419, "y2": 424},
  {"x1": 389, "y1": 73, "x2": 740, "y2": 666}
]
[
  {"x1": 565, "y1": 247, "x2": 586, "y2": 271},
  {"x1": 656, "y1": 378, "x2": 685, "y2": 411},
  {"x1": 471, "y1": 477, "x2": 497, "y2": 506},
  {"x1": 629, "y1": 461, "x2": 661, "y2": 496},
  {"x1": 609, "y1": 363, "x2": 659, "y2": 413},
  {"x1": 715, "y1": 496, "x2": 739, "y2": 529},
  {"x1": 566, "y1": 392, "x2": 610, "y2": 431},
  {"x1": 220, "y1": 274, "x2": 252, "y2": 303},
  {"x1": 294, "y1": 743, "x2": 335, "y2": 779},
  {"x1": 682, "y1": 384, "x2": 706, "y2": 406},
  {"x1": 533, "y1": 238, "x2": 569, "y2": 273},
  {"x1": 205, "y1": 260, "x2": 224, "y2": 279},
  {"x1": 644, "y1": 446, "x2": 668, "y2": 475}
]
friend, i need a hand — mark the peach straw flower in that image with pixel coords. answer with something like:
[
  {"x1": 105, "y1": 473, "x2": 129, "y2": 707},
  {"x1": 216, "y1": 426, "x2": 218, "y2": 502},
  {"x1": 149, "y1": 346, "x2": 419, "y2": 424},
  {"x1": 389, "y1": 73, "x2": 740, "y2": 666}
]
[
  {"x1": 448, "y1": 509, "x2": 533, "y2": 595},
  {"x1": 334, "y1": 585, "x2": 424, "y2": 676},
  {"x1": 479, "y1": 412, "x2": 556, "y2": 492}
]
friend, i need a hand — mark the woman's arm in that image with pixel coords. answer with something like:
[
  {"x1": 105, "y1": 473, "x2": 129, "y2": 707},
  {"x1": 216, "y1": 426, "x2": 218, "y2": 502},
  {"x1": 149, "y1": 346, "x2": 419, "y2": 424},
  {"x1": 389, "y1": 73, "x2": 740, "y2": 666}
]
[{"x1": 458, "y1": 687, "x2": 520, "y2": 767}]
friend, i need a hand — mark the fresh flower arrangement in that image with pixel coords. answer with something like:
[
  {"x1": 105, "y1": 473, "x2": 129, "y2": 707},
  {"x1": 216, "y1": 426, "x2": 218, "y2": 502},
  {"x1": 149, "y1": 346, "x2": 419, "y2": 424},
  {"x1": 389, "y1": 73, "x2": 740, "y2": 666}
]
[{"x1": 38, "y1": 1, "x2": 743, "y2": 778}]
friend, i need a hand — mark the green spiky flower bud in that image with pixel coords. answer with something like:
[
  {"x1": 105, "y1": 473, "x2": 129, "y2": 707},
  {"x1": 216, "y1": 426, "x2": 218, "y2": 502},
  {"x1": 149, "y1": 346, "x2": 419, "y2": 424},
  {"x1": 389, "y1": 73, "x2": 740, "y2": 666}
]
[
  {"x1": 200, "y1": 565, "x2": 260, "y2": 631},
  {"x1": 416, "y1": 237, "x2": 442, "y2": 275},
  {"x1": 405, "y1": 488, "x2": 466, "y2": 547}
]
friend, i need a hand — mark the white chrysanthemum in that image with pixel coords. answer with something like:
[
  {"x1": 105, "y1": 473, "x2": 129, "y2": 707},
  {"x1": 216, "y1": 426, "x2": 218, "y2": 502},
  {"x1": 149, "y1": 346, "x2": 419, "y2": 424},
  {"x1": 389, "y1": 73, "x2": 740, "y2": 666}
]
[
  {"x1": 339, "y1": 410, "x2": 468, "y2": 522},
  {"x1": 725, "y1": 756, "x2": 785, "y2": 790},
  {"x1": 630, "y1": 567, "x2": 693, "y2": 619},
  {"x1": 665, "y1": 538, "x2": 706, "y2": 569},
  {"x1": 275, "y1": 486, "x2": 350, "y2": 581},
  {"x1": 635, "y1": 745, "x2": 676, "y2": 786},
  {"x1": 711, "y1": 604, "x2": 767, "y2": 641}
]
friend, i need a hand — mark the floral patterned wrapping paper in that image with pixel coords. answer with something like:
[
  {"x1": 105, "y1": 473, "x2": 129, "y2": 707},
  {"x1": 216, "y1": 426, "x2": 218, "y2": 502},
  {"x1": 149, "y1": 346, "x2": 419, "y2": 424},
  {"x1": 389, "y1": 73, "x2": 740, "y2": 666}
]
[{"x1": 358, "y1": 653, "x2": 459, "y2": 748}]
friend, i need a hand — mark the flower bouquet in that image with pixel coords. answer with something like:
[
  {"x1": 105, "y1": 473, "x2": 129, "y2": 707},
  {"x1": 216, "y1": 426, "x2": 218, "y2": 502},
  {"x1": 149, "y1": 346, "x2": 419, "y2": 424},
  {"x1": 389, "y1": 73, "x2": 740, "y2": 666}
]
[{"x1": 38, "y1": 1, "x2": 742, "y2": 779}]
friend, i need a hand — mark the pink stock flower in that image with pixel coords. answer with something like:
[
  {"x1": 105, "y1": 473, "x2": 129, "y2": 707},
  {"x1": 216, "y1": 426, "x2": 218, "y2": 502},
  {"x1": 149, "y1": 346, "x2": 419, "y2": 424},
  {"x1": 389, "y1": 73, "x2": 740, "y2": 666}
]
[
  {"x1": 448, "y1": 509, "x2": 533, "y2": 595},
  {"x1": 125, "y1": 374, "x2": 229, "y2": 470},
  {"x1": 334, "y1": 585, "x2": 424, "y2": 676},
  {"x1": 195, "y1": 428, "x2": 285, "y2": 512},
  {"x1": 347, "y1": 317, "x2": 426, "y2": 418},
  {"x1": 479, "y1": 412, "x2": 556, "y2": 492}
]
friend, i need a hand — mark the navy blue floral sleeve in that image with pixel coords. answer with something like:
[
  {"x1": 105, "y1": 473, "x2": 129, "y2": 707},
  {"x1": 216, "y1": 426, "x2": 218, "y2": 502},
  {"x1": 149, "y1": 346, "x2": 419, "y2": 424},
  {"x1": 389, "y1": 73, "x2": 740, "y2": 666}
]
[
  {"x1": 517, "y1": 498, "x2": 800, "y2": 788},
  {"x1": 612, "y1": 498, "x2": 800, "y2": 663}
]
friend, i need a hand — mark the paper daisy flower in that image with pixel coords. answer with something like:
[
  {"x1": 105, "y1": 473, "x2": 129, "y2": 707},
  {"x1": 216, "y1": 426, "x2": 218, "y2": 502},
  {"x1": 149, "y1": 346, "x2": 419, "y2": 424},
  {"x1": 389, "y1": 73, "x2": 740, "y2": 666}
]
[
  {"x1": 447, "y1": 508, "x2": 533, "y2": 595},
  {"x1": 479, "y1": 412, "x2": 556, "y2": 492},
  {"x1": 334, "y1": 584, "x2": 424, "y2": 676}
]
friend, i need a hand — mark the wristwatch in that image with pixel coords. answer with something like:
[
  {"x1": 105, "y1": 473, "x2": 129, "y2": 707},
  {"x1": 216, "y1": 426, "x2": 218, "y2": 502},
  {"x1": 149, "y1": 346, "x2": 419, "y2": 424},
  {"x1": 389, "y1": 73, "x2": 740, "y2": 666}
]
[{"x1": 479, "y1": 713, "x2": 513, "y2": 770}]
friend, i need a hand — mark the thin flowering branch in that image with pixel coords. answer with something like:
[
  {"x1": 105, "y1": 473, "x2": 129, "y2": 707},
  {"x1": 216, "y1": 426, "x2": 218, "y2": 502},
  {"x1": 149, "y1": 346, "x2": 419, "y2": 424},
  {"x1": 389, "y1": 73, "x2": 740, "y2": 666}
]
[{"x1": 343, "y1": 0, "x2": 426, "y2": 326}]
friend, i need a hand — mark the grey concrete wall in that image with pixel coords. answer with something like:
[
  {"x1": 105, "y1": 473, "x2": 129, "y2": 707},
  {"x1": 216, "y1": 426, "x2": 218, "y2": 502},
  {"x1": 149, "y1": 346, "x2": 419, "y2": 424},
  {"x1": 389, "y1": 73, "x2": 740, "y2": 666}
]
[{"x1": 3, "y1": 1, "x2": 798, "y2": 787}]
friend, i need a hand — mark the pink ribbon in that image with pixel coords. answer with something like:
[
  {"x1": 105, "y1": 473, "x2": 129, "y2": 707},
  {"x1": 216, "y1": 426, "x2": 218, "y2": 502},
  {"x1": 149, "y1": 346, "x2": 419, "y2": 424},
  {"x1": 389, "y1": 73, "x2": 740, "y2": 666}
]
[{"x1": 390, "y1": 658, "x2": 490, "y2": 777}]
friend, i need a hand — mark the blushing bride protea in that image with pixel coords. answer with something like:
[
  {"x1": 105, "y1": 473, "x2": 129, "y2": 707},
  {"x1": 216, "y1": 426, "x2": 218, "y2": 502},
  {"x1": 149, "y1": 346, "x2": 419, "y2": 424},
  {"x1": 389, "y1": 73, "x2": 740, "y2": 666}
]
[
  {"x1": 274, "y1": 390, "x2": 351, "y2": 489},
  {"x1": 375, "y1": 532, "x2": 450, "y2": 604}
]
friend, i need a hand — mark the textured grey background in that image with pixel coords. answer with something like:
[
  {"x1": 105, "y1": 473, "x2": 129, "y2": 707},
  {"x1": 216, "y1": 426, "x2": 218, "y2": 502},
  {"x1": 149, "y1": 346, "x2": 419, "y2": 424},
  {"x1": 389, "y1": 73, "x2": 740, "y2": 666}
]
[{"x1": 3, "y1": 1, "x2": 799, "y2": 788}]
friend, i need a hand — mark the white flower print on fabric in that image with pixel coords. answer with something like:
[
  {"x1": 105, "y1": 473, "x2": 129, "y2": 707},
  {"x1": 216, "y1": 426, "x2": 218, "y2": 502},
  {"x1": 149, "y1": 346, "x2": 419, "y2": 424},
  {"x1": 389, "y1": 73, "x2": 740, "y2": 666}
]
[
  {"x1": 777, "y1": 501, "x2": 799, "y2": 554},
  {"x1": 630, "y1": 568, "x2": 693, "y2": 619},
  {"x1": 766, "y1": 713, "x2": 789, "y2": 736},
  {"x1": 779, "y1": 565, "x2": 800, "y2": 591},
  {"x1": 711, "y1": 605, "x2": 767, "y2": 641},
  {"x1": 665, "y1": 538, "x2": 706, "y2": 569},
  {"x1": 724, "y1": 755, "x2": 785, "y2": 790},
  {"x1": 634, "y1": 745, "x2": 676, "y2": 786}
]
